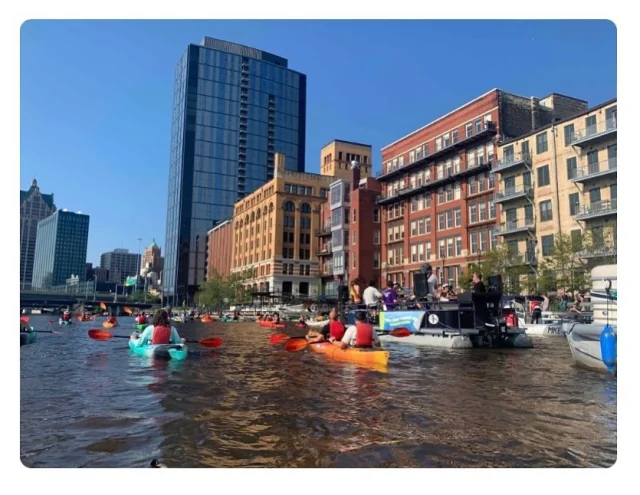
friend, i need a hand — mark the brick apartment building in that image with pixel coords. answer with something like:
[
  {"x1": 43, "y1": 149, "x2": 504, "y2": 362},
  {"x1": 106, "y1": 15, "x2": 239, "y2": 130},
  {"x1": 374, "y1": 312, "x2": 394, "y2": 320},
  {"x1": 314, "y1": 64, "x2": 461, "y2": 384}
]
[{"x1": 378, "y1": 88, "x2": 588, "y2": 289}]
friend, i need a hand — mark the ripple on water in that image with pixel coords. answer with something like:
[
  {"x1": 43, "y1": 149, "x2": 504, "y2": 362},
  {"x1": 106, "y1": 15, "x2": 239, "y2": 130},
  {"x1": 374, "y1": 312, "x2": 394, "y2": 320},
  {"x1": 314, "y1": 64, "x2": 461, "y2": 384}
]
[{"x1": 21, "y1": 317, "x2": 616, "y2": 467}]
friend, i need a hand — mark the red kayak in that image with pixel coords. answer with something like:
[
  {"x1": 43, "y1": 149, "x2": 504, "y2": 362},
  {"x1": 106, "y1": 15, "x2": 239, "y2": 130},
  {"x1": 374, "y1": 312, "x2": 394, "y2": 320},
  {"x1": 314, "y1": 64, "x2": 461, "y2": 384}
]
[{"x1": 259, "y1": 320, "x2": 286, "y2": 329}]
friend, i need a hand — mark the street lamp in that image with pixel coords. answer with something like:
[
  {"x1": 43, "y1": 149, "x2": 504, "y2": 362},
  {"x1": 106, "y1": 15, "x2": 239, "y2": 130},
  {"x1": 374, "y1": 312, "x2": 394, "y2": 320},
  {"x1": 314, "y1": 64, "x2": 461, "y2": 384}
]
[{"x1": 135, "y1": 238, "x2": 142, "y2": 293}]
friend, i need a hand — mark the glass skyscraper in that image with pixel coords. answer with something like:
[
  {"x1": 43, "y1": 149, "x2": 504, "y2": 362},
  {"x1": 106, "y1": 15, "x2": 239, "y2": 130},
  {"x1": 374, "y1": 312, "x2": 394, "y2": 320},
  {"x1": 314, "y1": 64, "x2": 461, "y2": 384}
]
[
  {"x1": 32, "y1": 209, "x2": 90, "y2": 289},
  {"x1": 163, "y1": 37, "x2": 307, "y2": 302}
]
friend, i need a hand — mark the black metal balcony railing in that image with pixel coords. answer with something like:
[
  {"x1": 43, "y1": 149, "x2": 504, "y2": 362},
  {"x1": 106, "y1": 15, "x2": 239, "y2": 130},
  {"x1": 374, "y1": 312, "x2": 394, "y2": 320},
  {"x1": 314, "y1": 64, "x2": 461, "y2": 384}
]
[
  {"x1": 577, "y1": 245, "x2": 617, "y2": 259},
  {"x1": 575, "y1": 199, "x2": 617, "y2": 221},
  {"x1": 315, "y1": 227, "x2": 332, "y2": 236},
  {"x1": 498, "y1": 218, "x2": 535, "y2": 235},
  {"x1": 377, "y1": 121, "x2": 497, "y2": 180},
  {"x1": 571, "y1": 158, "x2": 617, "y2": 183},
  {"x1": 506, "y1": 253, "x2": 538, "y2": 266},
  {"x1": 492, "y1": 153, "x2": 532, "y2": 174},
  {"x1": 570, "y1": 117, "x2": 617, "y2": 146},
  {"x1": 494, "y1": 184, "x2": 534, "y2": 203}
]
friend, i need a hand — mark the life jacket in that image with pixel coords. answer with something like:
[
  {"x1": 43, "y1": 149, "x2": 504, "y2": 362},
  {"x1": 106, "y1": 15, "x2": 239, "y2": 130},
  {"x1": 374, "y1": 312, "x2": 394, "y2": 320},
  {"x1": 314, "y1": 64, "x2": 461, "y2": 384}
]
[
  {"x1": 137, "y1": 315, "x2": 146, "y2": 324},
  {"x1": 151, "y1": 325, "x2": 171, "y2": 345},
  {"x1": 107, "y1": 317, "x2": 116, "y2": 324},
  {"x1": 62, "y1": 314, "x2": 70, "y2": 321},
  {"x1": 329, "y1": 321, "x2": 345, "y2": 340},
  {"x1": 354, "y1": 323, "x2": 374, "y2": 348}
]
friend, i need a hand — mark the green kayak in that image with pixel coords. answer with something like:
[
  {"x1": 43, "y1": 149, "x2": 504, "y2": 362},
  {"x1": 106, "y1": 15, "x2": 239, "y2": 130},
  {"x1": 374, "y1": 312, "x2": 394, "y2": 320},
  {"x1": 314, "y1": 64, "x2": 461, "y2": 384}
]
[
  {"x1": 128, "y1": 338, "x2": 188, "y2": 360},
  {"x1": 135, "y1": 323, "x2": 148, "y2": 330},
  {"x1": 20, "y1": 331, "x2": 37, "y2": 347}
]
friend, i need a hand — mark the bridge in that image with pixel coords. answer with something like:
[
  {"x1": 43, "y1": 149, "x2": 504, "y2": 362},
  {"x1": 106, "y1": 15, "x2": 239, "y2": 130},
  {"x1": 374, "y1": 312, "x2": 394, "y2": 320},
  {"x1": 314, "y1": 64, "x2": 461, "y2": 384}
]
[{"x1": 20, "y1": 290, "x2": 155, "y2": 312}]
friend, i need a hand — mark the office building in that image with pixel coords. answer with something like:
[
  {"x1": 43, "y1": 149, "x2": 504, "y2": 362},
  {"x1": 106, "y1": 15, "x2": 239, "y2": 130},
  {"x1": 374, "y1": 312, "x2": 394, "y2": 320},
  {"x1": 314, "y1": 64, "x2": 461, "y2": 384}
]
[
  {"x1": 494, "y1": 98, "x2": 616, "y2": 268},
  {"x1": 206, "y1": 219, "x2": 234, "y2": 279},
  {"x1": 378, "y1": 89, "x2": 587, "y2": 288},
  {"x1": 20, "y1": 179, "x2": 56, "y2": 289},
  {"x1": 231, "y1": 154, "x2": 334, "y2": 298},
  {"x1": 100, "y1": 249, "x2": 141, "y2": 285},
  {"x1": 32, "y1": 209, "x2": 90, "y2": 289},
  {"x1": 163, "y1": 37, "x2": 307, "y2": 303},
  {"x1": 142, "y1": 239, "x2": 163, "y2": 274}
]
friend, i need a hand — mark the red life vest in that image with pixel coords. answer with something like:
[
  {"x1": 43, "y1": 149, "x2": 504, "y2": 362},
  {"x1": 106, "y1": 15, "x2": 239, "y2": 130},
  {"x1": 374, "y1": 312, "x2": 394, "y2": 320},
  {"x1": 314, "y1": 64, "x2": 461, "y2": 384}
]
[
  {"x1": 329, "y1": 321, "x2": 345, "y2": 341},
  {"x1": 62, "y1": 314, "x2": 70, "y2": 321},
  {"x1": 137, "y1": 315, "x2": 146, "y2": 324},
  {"x1": 151, "y1": 325, "x2": 171, "y2": 345},
  {"x1": 355, "y1": 323, "x2": 374, "y2": 348}
]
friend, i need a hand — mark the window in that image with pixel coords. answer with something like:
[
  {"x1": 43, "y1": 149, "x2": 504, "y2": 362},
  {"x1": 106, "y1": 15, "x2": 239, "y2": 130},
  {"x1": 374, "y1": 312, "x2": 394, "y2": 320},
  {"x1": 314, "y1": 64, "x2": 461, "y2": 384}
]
[
  {"x1": 438, "y1": 188, "x2": 444, "y2": 204},
  {"x1": 570, "y1": 230, "x2": 582, "y2": 249},
  {"x1": 455, "y1": 236, "x2": 462, "y2": 256},
  {"x1": 503, "y1": 145, "x2": 514, "y2": 162},
  {"x1": 564, "y1": 124, "x2": 575, "y2": 146},
  {"x1": 409, "y1": 150, "x2": 415, "y2": 163},
  {"x1": 398, "y1": 156, "x2": 404, "y2": 167},
  {"x1": 436, "y1": 137, "x2": 442, "y2": 151},
  {"x1": 352, "y1": 209, "x2": 357, "y2": 222},
  {"x1": 446, "y1": 184, "x2": 453, "y2": 202},
  {"x1": 470, "y1": 232, "x2": 478, "y2": 254},
  {"x1": 540, "y1": 200, "x2": 553, "y2": 222},
  {"x1": 373, "y1": 252, "x2": 380, "y2": 269},
  {"x1": 589, "y1": 187, "x2": 601, "y2": 204},
  {"x1": 521, "y1": 140, "x2": 530, "y2": 157},
  {"x1": 569, "y1": 193, "x2": 580, "y2": 216},
  {"x1": 466, "y1": 123, "x2": 473, "y2": 137},
  {"x1": 566, "y1": 157, "x2": 577, "y2": 180},
  {"x1": 411, "y1": 220, "x2": 417, "y2": 236},
  {"x1": 585, "y1": 115, "x2": 597, "y2": 135},
  {"x1": 479, "y1": 203, "x2": 487, "y2": 221},
  {"x1": 438, "y1": 213, "x2": 445, "y2": 231},
  {"x1": 373, "y1": 208, "x2": 380, "y2": 223},
  {"x1": 373, "y1": 230, "x2": 380, "y2": 244},
  {"x1": 489, "y1": 199, "x2": 496, "y2": 219},
  {"x1": 467, "y1": 150, "x2": 476, "y2": 167},
  {"x1": 426, "y1": 241, "x2": 432, "y2": 259},
  {"x1": 469, "y1": 204, "x2": 478, "y2": 224},
  {"x1": 443, "y1": 133, "x2": 450, "y2": 148},
  {"x1": 446, "y1": 210, "x2": 453, "y2": 229},
  {"x1": 418, "y1": 243, "x2": 425, "y2": 261},
  {"x1": 455, "y1": 208, "x2": 461, "y2": 227},
  {"x1": 537, "y1": 165, "x2": 550, "y2": 187},
  {"x1": 541, "y1": 235, "x2": 555, "y2": 256},
  {"x1": 438, "y1": 239, "x2": 445, "y2": 258},
  {"x1": 479, "y1": 231, "x2": 488, "y2": 252},
  {"x1": 425, "y1": 217, "x2": 431, "y2": 233},
  {"x1": 454, "y1": 183, "x2": 461, "y2": 200},
  {"x1": 469, "y1": 176, "x2": 477, "y2": 195},
  {"x1": 352, "y1": 231, "x2": 356, "y2": 245},
  {"x1": 452, "y1": 129, "x2": 459, "y2": 143},
  {"x1": 447, "y1": 238, "x2": 454, "y2": 257},
  {"x1": 536, "y1": 132, "x2": 548, "y2": 154},
  {"x1": 611, "y1": 183, "x2": 617, "y2": 200}
]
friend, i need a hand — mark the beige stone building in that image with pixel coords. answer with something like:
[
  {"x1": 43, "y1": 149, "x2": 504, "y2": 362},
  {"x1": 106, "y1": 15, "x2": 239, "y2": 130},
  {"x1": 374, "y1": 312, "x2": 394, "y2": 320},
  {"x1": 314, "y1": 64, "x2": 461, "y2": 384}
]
[
  {"x1": 493, "y1": 98, "x2": 617, "y2": 268},
  {"x1": 230, "y1": 153, "x2": 335, "y2": 298}
]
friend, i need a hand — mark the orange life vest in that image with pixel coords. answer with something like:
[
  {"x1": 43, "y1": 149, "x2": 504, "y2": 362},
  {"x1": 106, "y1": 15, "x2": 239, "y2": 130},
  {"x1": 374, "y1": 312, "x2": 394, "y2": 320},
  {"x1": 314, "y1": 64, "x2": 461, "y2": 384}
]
[{"x1": 354, "y1": 323, "x2": 374, "y2": 348}]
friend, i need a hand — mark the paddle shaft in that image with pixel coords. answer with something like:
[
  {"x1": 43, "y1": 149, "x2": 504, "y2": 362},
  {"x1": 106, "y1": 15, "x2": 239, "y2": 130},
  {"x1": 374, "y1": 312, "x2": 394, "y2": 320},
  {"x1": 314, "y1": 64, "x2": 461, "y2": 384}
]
[{"x1": 112, "y1": 334, "x2": 201, "y2": 345}]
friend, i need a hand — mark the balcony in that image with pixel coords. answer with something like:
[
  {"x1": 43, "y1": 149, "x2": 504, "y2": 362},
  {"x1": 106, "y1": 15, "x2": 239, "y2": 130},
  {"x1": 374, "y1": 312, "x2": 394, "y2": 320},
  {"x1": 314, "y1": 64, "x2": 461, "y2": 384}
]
[
  {"x1": 319, "y1": 246, "x2": 333, "y2": 256},
  {"x1": 578, "y1": 245, "x2": 617, "y2": 260},
  {"x1": 377, "y1": 121, "x2": 497, "y2": 181},
  {"x1": 571, "y1": 117, "x2": 617, "y2": 147},
  {"x1": 321, "y1": 265, "x2": 334, "y2": 276},
  {"x1": 506, "y1": 253, "x2": 538, "y2": 266},
  {"x1": 571, "y1": 159, "x2": 617, "y2": 184},
  {"x1": 497, "y1": 218, "x2": 535, "y2": 236},
  {"x1": 491, "y1": 153, "x2": 532, "y2": 174},
  {"x1": 316, "y1": 227, "x2": 332, "y2": 237},
  {"x1": 494, "y1": 184, "x2": 534, "y2": 204},
  {"x1": 575, "y1": 199, "x2": 617, "y2": 221}
]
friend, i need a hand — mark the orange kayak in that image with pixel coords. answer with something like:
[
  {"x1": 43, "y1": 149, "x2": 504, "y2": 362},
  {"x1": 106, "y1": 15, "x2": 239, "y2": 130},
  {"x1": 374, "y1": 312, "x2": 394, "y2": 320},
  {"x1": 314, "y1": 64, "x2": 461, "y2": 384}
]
[
  {"x1": 309, "y1": 342, "x2": 389, "y2": 365},
  {"x1": 103, "y1": 322, "x2": 117, "y2": 329},
  {"x1": 259, "y1": 321, "x2": 285, "y2": 329},
  {"x1": 201, "y1": 317, "x2": 213, "y2": 323}
]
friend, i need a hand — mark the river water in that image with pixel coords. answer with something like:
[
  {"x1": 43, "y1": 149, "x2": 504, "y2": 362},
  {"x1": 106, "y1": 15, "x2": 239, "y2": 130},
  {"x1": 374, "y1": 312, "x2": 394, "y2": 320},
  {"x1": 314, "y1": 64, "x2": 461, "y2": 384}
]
[{"x1": 20, "y1": 315, "x2": 616, "y2": 468}]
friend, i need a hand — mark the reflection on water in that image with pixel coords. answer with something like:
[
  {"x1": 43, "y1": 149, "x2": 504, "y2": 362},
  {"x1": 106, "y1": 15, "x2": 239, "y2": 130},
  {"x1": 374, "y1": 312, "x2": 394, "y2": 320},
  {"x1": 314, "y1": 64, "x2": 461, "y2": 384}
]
[{"x1": 20, "y1": 316, "x2": 616, "y2": 467}]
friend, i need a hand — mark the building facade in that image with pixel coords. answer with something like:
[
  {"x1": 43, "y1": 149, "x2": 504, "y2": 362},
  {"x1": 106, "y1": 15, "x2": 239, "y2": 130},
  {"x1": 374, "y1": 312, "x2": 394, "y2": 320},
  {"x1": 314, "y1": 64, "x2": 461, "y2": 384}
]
[
  {"x1": 316, "y1": 141, "x2": 374, "y2": 294},
  {"x1": 163, "y1": 37, "x2": 307, "y2": 304},
  {"x1": 231, "y1": 153, "x2": 335, "y2": 298},
  {"x1": 100, "y1": 249, "x2": 141, "y2": 285},
  {"x1": 32, "y1": 209, "x2": 90, "y2": 289},
  {"x1": 494, "y1": 98, "x2": 617, "y2": 267},
  {"x1": 142, "y1": 240, "x2": 163, "y2": 274},
  {"x1": 20, "y1": 179, "x2": 56, "y2": 289},
  {"x1": 206, "y1": 219, "x2": 234, "y2": 279},
  {"x1": 378, "y1": 89, "x2": 587, "y2": 288}
]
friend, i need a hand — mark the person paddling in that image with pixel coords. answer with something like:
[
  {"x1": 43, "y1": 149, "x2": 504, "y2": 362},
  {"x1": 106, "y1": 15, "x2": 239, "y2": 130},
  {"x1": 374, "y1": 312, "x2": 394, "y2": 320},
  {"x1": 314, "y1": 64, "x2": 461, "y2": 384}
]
[
  {"x1": 306, "y1": 309, "x2": 345, "y2": 343},
  {"x1": 130, "y1": 309, "x2": 185, "y2": 347},
  {"x1": 106, "y1": 314, "x2": 119, "y2": 327},
  {"x1": 331, "y1": 310, "x2": 381, "y2": 349},
  {"x1": 136, "y1": 312, "x2": 148, "y2": 326},
  {"x1": 61, "y1": 310, "x2": 71, "y2": 322}
]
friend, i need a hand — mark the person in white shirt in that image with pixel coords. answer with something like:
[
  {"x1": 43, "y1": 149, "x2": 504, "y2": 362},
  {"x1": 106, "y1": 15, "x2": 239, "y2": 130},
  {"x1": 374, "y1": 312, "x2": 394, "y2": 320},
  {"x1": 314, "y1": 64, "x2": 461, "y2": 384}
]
[
  {"x1": 362, "y1": 280, "x2": 383, "y2": 307},
  {"x1": 330, "y1": 311, "x2": 382, "y2": 349}
]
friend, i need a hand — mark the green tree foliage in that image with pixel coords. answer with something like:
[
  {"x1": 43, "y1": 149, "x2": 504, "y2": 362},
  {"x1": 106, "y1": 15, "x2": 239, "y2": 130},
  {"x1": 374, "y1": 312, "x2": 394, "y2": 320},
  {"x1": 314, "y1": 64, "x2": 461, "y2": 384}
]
[
  {"x1": 459, "y1": 244, "x2": 531, "y2": 294},
  {"x1": 128, "y1": 290, "x2": 160, "y2": 303},
  {"x1": 195, "y1": 268, "x2": 256, "y2": 309}
]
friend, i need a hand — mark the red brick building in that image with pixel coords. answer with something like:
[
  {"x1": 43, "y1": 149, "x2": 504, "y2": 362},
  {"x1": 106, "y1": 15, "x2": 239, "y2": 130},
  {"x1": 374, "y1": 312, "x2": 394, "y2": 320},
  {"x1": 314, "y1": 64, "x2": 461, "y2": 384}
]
[
  {"x1": 378, "y1": 88, "x2": 587, "y2": 289},
  {"x1": 206, "y1": 219, "x2": 234, "y2": 279}
]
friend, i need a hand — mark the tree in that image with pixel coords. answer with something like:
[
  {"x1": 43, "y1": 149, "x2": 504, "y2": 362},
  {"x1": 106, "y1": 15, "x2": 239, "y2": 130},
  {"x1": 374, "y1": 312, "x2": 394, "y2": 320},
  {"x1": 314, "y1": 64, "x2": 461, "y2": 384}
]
[
  {"x1": 459, "y1": 245, "x2": 531, "y2": 294},
  {"x1": 579, "y1": 221, "x2": 617, "y2": 266},
  {"x1": 196, "y1": 268, "x2": 256, "y2": 309},
  {"x1": 537, "y1": 233, "x2": 589, "y2": 294}
]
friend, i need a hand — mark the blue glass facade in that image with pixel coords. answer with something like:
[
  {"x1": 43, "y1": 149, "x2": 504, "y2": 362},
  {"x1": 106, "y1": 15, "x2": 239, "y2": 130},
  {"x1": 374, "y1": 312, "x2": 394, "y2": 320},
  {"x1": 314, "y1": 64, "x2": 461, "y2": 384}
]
[
  {"x1": 32, "y1": 210, "x2": 90, "y2": 289},
  {"x1": 163, "y1": 38, "x2": 307, "y2": 302}
]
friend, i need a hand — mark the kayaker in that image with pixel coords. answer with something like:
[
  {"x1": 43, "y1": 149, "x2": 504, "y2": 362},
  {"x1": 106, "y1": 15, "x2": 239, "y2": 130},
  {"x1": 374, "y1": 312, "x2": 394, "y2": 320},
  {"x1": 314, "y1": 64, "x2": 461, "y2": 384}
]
[
  {"x1": 130, "y1": 309, "x2": 185, "y2": 347},
  {"x1": 273, "y1": 313, "x2": 281, "y2": 324},
  {"x1": 106, "y1": 315, "x2": 118, "y2": 326},
  {"x1": 331, "y1": 310, "x2": 381, "y2": 349},
  {"x1": 136, "y1": 313, "x2": 148, "y2": 326},
  {"x1": 61, "y1": 311, "x2": 71, "y2": 322},
  {"x1": 20, "y1": 319, "x2": 31, "y2": 332},
  {"x1": 306, "y1": 309, "x2": 344, "y2": 343},
  {"x1": 381, "y1": 280, "x2": 398, "y2": 311}
]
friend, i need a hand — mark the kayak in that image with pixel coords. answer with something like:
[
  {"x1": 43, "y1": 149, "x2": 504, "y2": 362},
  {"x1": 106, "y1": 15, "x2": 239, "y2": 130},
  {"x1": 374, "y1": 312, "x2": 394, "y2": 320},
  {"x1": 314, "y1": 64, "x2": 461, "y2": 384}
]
[
  {"x1": 219, "y1": 318, "x2": 240, "y2": 323},
  {"x1": 128, "y1": 338, "x2": 188, "y2": 360},
  {"x1": 103, "y1": 322, "x2": 117, "y2": 329},
  {"x1": 20, "y1": 331, "x2": 37, "y2": 346},
  {"x1": 309, "y1": 342, "x2": 389, "y2": 366},
  {"x1": 59, "y1": 319, "x2": 72, "y2": 325},
  {"x1": 295, "y1": 323, "x2": 308, "y2": 328},
  {"x1": 259, "y1": 321, "x2": 286, "y2": 329},
  {"x1": 135, "y1": 323, "x2": 148, "y2": 330},
  {"x1": 201, "y1": 318, "x2": 213, "y2": 323}
]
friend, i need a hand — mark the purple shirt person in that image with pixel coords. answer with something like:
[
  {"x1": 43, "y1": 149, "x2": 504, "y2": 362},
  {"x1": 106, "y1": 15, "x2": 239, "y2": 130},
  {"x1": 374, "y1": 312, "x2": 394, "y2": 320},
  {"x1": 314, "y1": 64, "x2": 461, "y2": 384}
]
[{"x1": 382, "y1": 281, "x2": 398, "y2": 310}]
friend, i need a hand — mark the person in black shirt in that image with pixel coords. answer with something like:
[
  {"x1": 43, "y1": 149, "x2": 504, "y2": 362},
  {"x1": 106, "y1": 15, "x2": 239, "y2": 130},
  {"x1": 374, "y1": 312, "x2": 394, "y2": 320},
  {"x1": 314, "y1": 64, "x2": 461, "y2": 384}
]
[{"x1": 472, "y1": 272, "x2": 487, "y2": 293}]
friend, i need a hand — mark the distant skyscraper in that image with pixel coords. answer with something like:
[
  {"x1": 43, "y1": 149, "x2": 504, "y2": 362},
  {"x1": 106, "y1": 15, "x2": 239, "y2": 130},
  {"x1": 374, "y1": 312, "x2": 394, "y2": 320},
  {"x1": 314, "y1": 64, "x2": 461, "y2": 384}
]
[
  {"x1": 100, "y1": 249, "x2": 141, "y2": 285},
  {"x1": 163, "y1": 36, "x2": 307, "y2": 302},
  {"x1": 142, "y1": 239, "x2": 163, "y2": 274},
  {"x1": 20, "y1": 179, "x2": 56, "y2": 289},
  {"x1": 32, "y1": 209, "x2": 89, "y2": 289}
]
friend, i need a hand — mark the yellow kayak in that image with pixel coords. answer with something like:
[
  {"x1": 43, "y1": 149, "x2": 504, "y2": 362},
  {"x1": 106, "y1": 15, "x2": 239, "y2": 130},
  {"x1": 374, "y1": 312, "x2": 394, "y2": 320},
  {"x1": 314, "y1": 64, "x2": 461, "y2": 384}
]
[{"x1": 309, "y1": 342, "x2": 389, "y2": 365}]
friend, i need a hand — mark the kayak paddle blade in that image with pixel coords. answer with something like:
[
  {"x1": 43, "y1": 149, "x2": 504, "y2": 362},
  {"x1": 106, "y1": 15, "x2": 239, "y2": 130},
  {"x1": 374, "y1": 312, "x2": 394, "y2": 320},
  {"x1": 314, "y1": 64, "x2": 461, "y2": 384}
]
[
  {"x1": 284, "y1": 339, "x2": 309, "y2": 352},
  {"x1": 198, "y1": 337, "x2": 223, "y2": 348},
  {"x1": 388, "y1": 327, "x2": 412, "y2": 338},
  {"x1": 269, "y1": 333, "x2": 291, "y2": 344},
  {"x1": 20, "y1": 316, "x2": 29, "y2": 323},
  {"x1": 124, "y1": 306, "x2": 133, "y2": 315},
  {"x1": 88, "y1": 329, "x2": 115, "y2": 340}
]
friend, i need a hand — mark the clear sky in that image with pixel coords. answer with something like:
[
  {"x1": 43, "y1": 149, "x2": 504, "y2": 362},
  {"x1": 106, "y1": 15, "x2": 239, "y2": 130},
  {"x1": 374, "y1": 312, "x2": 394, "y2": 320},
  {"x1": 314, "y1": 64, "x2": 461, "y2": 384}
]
[{"x1": 20, "y1": 20, "x2": 616, "y2": 265}]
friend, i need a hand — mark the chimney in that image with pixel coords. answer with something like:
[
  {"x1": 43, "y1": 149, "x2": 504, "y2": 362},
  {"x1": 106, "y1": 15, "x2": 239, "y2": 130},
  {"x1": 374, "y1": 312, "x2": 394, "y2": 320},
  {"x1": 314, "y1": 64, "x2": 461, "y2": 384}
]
[
  {"x1": 350, "y1": 161, "x2": 360, "y2": 191},
  {"x1": 530, "y1": 96, "x2": 540, "y2": 131}
]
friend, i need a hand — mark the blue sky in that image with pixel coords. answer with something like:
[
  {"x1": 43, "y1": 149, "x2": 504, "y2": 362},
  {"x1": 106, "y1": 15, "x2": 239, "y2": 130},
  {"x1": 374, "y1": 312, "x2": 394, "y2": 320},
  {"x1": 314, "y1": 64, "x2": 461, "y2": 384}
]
[{"x1": 20, "y1": 20, "x2": 616, "y2": 265}]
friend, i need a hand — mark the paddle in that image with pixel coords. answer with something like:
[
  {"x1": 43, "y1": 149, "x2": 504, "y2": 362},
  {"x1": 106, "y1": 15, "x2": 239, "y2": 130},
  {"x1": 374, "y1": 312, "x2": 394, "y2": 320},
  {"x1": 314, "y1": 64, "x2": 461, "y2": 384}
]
[
  {"x1": 27, "y1": 329, "x2": 65, "y2": 335},
  {"x1": 88, "y1": 329, "x2": 223, "y2": 348},
  {"x1": 124, "y1": 306, "x2": 133, "y2": 315},
  {"x1": 20, "y1": 316, "x2": 29, "y2": 323},
  {"x1": 280, "y1": 327, "x2": 412, "y2": 352}
]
